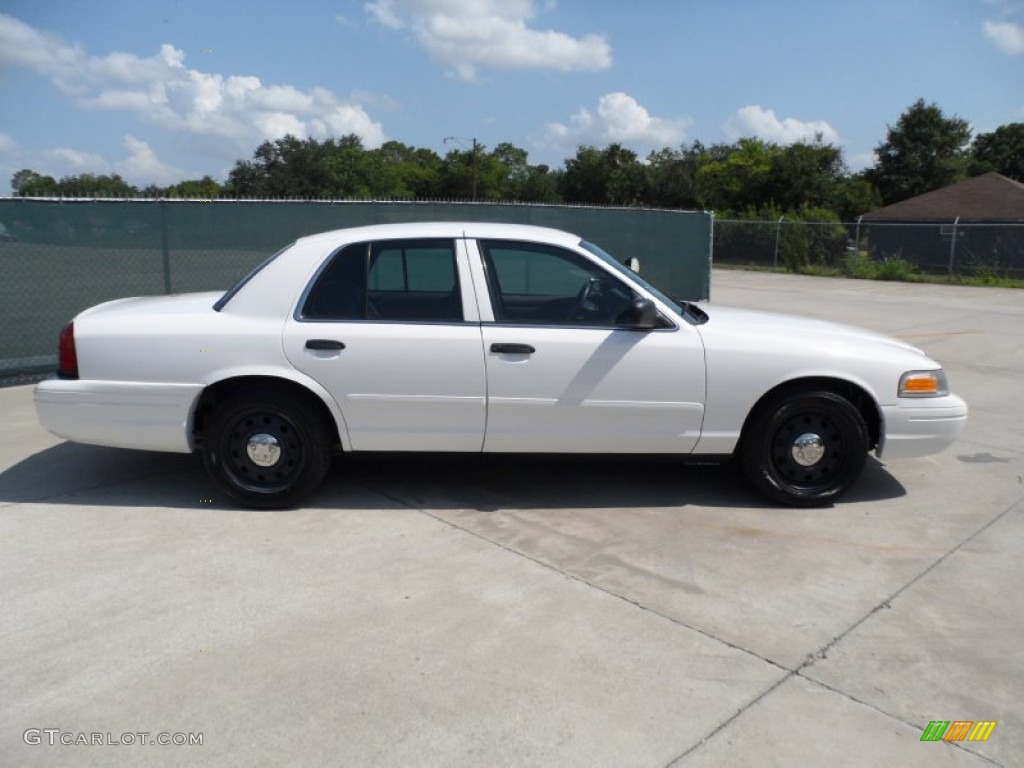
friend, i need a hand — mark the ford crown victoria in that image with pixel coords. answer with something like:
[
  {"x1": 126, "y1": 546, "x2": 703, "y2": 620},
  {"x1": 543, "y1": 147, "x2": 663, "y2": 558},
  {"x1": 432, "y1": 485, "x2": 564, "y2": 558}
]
[{"x1": 34, "y1": 222, "x2": 968, "y2": 508}]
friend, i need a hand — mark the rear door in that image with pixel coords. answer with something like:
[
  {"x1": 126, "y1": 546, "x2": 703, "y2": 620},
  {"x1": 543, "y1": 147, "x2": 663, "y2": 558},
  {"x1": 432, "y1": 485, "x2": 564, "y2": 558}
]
[
  {"x1": 283, "y1": 237, "x2": 486, "y2": 451},
  {"x1": 473, "y1": 238, "x2": 706, "y2": 453}
]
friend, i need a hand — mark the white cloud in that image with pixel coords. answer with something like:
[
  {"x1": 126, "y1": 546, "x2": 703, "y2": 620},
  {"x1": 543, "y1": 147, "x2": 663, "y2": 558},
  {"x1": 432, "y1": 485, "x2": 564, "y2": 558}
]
[
  {"x1": 364, "y1": 0, "x2": 611, "y2": 81},
  {"x1": 115, "y1": 135, "x2": 183, "y2": 185},
  {"x1": 43, "y1": 147, "x2": 107, "y2": 171},
  {"x1": 0, "y1": 12, "x2": 387, "y2": 148},
  {"x1": 0, "y1": 133, "x2": 17, "y2": 153},
  {"x1": 983, "y1": 19, "x2": 1024, "y2": 53},
  {"x1": 365, "y1": 0, "x2": 406, "y2": 29},
  {"x1": 544, "y1": 92, "x2": 689, "y2": 152},
  {"x1": 847, "y1": 151, "x2": 875, "y2": 172},
  {"x1": 727, "y1": 105, "x2": 841, "y2": 145},
  {"x1": 27, "y1": 137, "x2": 183, "y2": 187}
]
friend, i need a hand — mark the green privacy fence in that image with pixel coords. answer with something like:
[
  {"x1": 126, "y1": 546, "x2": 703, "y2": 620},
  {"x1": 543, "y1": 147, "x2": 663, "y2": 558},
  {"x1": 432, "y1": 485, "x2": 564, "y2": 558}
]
[{"x1": 0, "y1": 199, "x2": 711, "y2": 377}]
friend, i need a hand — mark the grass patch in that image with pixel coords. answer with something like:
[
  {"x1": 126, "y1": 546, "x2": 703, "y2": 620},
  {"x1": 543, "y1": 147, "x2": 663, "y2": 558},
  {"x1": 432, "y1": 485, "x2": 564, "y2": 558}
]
[
  {"x1": 714, "y1": 259, "x2": 1024, "y2": 288},
  {"x1": 873, "y1": 257, "x2": 920, "y2": 281}
]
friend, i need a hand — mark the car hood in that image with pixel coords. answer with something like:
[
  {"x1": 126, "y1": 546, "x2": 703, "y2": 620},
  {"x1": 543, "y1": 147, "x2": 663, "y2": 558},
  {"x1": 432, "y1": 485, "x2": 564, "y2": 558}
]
[
  {"x1": 697, "y1": 304, "x2": 926, "y2": 357},
  {"x1": 78, "y1": 291, "x2": 224, "y2": 320}
]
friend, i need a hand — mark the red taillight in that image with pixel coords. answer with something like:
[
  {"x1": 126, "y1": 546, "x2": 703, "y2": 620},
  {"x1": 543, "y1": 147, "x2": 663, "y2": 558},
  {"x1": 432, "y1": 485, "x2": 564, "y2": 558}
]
[{"x1": 58, "y1": 321, "x2": 78, "y2": 379}]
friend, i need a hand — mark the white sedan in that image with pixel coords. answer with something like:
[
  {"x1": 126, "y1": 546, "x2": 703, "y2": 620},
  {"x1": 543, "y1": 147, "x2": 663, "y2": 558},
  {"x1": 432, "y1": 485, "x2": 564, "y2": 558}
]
[{"x1": 34, "y1": 222, "x2": 967, "y2": 508}]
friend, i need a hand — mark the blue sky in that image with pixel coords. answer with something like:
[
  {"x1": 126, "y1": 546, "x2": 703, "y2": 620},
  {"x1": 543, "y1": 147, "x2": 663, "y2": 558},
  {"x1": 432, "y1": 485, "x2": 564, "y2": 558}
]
[{"x1": 1, "y1": 0, "x2": 1022, "y2": 194}]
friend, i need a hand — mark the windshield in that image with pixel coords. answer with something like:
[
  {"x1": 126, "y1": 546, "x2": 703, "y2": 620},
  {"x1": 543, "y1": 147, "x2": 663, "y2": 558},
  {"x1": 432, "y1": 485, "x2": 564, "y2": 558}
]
[
  {"x1": 213, "y1": 244, "x2": 290, "y2": 311},
  {"x1": 579, "y1": 239, "x2": 685, "y2": 318}
]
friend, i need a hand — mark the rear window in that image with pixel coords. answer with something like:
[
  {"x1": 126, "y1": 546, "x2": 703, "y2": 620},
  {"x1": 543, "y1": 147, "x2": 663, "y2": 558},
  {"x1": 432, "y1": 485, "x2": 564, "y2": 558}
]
[
  {"x1": 300, "y1": 238, "x2": 462, "y2": 322},
  {"x1": 213, "y1": 244, "x2": 290, "y2": 312}
]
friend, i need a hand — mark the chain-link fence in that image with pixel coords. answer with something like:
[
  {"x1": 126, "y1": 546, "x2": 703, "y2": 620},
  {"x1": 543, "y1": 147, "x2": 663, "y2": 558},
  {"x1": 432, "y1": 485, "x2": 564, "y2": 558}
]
[
  {"x1": 714, "y1": 219, "x2": 851, "y2": 270},
  {"x1": 0, "y1": 199, "x2": 711, "y2": 378},
  {"x1": 713, "y1": 218, "x2": 1024, "y2": 279}
]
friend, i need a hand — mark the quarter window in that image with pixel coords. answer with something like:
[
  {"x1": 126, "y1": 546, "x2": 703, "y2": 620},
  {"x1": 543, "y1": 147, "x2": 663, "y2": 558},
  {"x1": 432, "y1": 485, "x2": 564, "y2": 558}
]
[
  {"x1": 302, "y1": 239, "x2": 462, "y2": 322},
  {"x1": 480, "y1": 240, "x2": 639, "y2": 326}
]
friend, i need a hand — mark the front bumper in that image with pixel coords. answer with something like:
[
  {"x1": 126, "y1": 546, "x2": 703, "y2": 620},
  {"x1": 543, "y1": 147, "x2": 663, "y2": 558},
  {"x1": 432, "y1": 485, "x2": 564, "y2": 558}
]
[
  {"x1": 34, "y1": 378, "x2": 203, "y2": 453},
  {"x1": 878, "y1": 393, "x2": 968, "y2": 459}
]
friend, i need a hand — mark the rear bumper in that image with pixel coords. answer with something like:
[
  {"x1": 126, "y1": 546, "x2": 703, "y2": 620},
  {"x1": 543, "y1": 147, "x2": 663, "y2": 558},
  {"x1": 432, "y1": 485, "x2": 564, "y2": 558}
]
[
  {"x1": 34, "y1": 378, "x2": 202, "y2": 453},
  {"x1": 878, "y1": 394, "x2": 968, "y2": 459}
]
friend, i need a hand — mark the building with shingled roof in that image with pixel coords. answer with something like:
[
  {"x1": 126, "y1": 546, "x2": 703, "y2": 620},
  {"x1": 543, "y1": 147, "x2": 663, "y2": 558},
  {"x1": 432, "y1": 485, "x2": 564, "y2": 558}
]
[{"x1": 859, "y1": 173, "x2": 1024, "y2": 276}]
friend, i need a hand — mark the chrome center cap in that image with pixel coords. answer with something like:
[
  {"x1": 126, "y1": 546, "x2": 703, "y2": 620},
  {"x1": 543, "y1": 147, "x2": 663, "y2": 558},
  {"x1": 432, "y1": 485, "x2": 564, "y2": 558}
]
[
  {"x1": 791, "y1": 433, "x2": 825, "y2": 467},
  {"x1": 246, "y1": 433, "x2": 281, "y2": 467}
]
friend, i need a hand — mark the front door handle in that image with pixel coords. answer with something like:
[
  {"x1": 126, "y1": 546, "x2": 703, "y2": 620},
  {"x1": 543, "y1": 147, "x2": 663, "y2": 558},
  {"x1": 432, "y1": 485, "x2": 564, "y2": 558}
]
[
  {"x1": 490, "y1": 343, "x2": 535, "y2": 354},
  {"x1": 305, "y1": 339, "x2": 345, "y2": 351}
]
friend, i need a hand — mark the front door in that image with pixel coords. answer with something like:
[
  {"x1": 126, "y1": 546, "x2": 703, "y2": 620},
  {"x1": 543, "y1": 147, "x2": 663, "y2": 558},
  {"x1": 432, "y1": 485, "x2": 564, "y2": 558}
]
[{"x1": 474, "y1": 239, "x2": 705, "y2": 453}]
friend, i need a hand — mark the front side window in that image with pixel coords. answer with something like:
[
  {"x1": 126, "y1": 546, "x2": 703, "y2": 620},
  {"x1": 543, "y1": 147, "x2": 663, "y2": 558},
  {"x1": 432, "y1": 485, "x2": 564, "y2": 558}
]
[
  {"x1": 480, "y1": 240, "x2": 639, "y2": 326},
  {"x1": 301, "y1": 239, "x2": 462, "y2": 322}
]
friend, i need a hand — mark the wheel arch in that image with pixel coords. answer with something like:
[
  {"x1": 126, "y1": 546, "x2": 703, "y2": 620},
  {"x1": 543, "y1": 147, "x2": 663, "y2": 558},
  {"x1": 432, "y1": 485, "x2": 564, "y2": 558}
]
[
  {"x1": 737, "y1": 376, "x2": 881, "y2": 454},
  {"x1": 192, "y1": 374, "x2": 346, "y2": 452}
]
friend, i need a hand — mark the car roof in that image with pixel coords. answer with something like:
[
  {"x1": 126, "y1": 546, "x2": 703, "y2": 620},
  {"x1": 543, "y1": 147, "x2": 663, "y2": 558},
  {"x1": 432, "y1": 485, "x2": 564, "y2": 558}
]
[{"x1": 293, "y1": 221, "x2": 583, "y2": 247}]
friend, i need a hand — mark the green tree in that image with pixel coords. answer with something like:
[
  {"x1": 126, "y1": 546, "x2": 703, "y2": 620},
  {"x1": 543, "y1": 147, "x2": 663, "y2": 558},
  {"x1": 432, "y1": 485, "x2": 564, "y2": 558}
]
[
  {"x1": 696, "y1": 139, "x2": 775, "y2": 212},
  {"x1": 437, "y1": 144, "x2": 501, "y2": 200},
  {"x1": 866, "y1": 99, "x2": 971, "y2": 205},
  {"x1": 321, "y1": 134, "x2": 377, "y2": 197},
  {"x1": 559, "y1": 144, "x2": 648, "y2": 205},
  {"x1": 764, "y1": 141, "x2": 844, "y2": 212},
  {"x1": 832, "y1": 176, "x2": 883, "y2": 220},
  {"x1": 491, "y1": 142, "x2": 528, "y2": 197},
  {"x1": 226, "y1": 134, "x2": 361, "y2": 198},
  {"x1": 165, "y1": 175, "x2": 223, "y2": 198},
  {"x1": 517, "y1": 164, "x2": 562, "y2": 203},
  {"x1": 646, "y1": 143, "x2": 703, "y2": 209},
  {"x1": 11, "y1": 169, "x2": 58, "y2": 196},
  {"x1": 487, "y1": 143, "x2": 561, "y2": 202},
  {"x1": 372, "y1": 141, "x2": 444, "y2": 198},
  {"x1": 53, "y1": 173, "x2": 138, "y2": 197},
  {"x1": 970, "y1": 123, "x2": 1024, "y2": 182},
  {"x1": 12, "y1": 170, "x2": 137, "y2": 197}
]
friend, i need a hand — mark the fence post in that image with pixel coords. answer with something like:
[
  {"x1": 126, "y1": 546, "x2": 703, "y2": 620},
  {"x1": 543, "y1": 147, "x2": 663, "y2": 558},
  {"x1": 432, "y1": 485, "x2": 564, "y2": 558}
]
[
  {"x1": 947, "y1": 215, "x2": 959, "y2": 279},
  {"x1": 160, "y1": 200, "x2": 172, "y2": 294},
  {"x1": 773, "y1": 216, "x2": 784, "y2": 268},
  {"x1": 707, "y1": 211, "x2": 715, "y2": 300}
]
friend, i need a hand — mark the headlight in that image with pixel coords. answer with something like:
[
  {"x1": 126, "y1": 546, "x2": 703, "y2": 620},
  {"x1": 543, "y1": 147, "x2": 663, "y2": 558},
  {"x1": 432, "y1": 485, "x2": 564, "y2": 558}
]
[{"x1": 898, "y1": 369, "x2": 949, "y2": 398}]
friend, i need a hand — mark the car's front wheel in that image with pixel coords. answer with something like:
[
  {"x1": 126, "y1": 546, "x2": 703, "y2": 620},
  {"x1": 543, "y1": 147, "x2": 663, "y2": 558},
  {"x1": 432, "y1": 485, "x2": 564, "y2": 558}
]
[
  {"x1": 202, "y1": 388, "x2": 332, "y2": 509},
  {"x1": 740, "y1": 389, "x2": 869, "y2": 507}
]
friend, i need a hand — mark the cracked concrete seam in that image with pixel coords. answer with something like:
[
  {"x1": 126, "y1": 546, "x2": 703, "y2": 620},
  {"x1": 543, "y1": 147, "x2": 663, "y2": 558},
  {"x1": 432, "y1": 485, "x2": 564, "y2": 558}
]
[{"x1": 357, "y1": 476, "x2": 1021, "y2": 767}]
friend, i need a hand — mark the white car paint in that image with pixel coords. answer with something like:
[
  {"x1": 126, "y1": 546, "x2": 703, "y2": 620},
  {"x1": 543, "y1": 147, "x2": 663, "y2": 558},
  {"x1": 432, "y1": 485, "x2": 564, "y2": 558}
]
[
  {"x1": 480, "y1": 324, "x2": 705, "y2": 453},
  {"x1": 34, "y1": 221, "x2": 967, "y2": 485},
  {"x1": 690, "y1": 305, "x2": 965, "y2": 458}
]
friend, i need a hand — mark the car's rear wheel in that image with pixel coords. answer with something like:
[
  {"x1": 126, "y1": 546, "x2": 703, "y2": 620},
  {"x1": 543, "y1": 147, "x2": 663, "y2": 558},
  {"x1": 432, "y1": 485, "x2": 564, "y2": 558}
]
[
  {"x1": 740, "y1": 389, "x2": 868, "y2": 507},
  {"x1": 202, "y1": 389, "x2": 332, "y2": 509}
]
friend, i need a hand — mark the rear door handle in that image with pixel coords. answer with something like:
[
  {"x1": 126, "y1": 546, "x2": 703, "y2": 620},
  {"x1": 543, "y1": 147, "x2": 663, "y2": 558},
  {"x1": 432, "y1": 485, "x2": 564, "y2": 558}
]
[
  {"x1": 490, "y1": 343, "x2": 535, "y2": 354},
  {"x1": 305, "y1": 339, "x2": 345, "y2": 350}
]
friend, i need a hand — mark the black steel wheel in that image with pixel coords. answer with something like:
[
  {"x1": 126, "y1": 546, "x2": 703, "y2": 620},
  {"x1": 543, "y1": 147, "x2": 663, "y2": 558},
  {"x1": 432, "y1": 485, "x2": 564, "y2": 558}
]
[
  {"x1": 202, "y1": 388, "x2": 332, "y2": 509},
  {"x1": 740, "y1": 389, "x2": 869, "y2": 507}
]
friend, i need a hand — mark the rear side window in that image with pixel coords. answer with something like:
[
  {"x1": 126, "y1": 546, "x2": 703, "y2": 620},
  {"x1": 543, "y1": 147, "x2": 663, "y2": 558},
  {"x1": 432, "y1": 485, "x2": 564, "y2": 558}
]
[{"x1": 301, "y1": 239, "x2": 462, "y2": 322}]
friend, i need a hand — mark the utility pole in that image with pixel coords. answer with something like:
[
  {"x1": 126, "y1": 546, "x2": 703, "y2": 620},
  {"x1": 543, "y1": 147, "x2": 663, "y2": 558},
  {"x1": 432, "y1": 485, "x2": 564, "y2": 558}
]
[{"x1": 444, "y1": 136, "x2": 479, "y2": 200}]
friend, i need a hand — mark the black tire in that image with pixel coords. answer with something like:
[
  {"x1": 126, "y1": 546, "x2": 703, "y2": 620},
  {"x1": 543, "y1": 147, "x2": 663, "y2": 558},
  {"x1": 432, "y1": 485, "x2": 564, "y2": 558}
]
[
  {"x1": 740, "y1": 389, "x2": 869, "y2": 507},
  {"x1": 202, "y1": 388, "x2": 332, "y2": 509}
]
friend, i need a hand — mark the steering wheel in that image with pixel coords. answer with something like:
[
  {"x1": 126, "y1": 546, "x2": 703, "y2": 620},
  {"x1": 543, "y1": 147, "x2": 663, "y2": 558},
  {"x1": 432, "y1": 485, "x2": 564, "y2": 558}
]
[{"x1": 568, "y1": 278, "x2": 597, "y2": 321}]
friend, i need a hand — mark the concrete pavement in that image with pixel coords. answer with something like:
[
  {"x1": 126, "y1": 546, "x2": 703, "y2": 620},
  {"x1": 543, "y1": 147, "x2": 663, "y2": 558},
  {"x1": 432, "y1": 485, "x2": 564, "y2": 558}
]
[{"x1": 1, "y1": 270, "x2": 1020, "y2": 766}]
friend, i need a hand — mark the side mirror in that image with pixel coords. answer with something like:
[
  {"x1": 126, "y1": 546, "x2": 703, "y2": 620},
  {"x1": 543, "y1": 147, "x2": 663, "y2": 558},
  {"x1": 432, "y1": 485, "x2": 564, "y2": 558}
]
[
  {"x1": 619, "y1": 297, "x2": 659, "y2": 330},
  {"x1": 623, "y1": 257, "x2": 640, "y2": 273}
]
